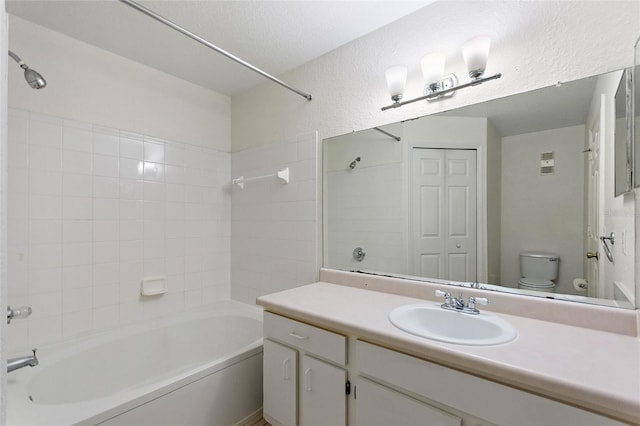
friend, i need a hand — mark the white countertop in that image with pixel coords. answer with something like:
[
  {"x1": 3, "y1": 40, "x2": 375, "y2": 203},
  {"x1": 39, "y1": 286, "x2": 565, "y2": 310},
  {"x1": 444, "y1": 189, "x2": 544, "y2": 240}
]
[{"x1": 257, "y1": 281, "x2": 640, "y2": 424}]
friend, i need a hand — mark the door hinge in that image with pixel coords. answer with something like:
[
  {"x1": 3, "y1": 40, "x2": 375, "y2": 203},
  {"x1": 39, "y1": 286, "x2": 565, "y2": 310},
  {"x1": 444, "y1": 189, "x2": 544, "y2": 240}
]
[{"x1": 345, "y1": 380, "x2": 351, "y2": 395}]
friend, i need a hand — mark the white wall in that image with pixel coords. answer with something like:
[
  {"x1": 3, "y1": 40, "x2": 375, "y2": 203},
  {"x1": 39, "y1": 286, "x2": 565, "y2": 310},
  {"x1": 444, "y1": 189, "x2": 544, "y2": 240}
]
[
  {"x1": 8, "y1": 16, "x2": 230, "y2": 151},
  {"x1": 5, "y1": 16, "x2": 234, "y2": 352},
  {"x1": 231, "y1": 0, "x2": 639, "y2": 302},
  {"x1": 6, "y1": 109, "x2": 232, "y2": 354},
  {"x1": 590, "y1": 71, "x2": 636, "y2": 305},
  {"x1": 501, "y1": 125, "x2": 585, "y2": 294},
  {"x1": 230, "y1": 133, "x2": 318, "y2": 304}
]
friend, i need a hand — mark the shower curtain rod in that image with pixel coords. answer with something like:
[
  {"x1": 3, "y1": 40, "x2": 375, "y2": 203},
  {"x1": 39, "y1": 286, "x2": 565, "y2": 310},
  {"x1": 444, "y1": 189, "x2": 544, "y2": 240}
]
[
  {"x1": 118, "y1": 0, "x2": 312, "y2": 101},
  {"x1": 373, "y1": 127, "x2": 401, "y2": 142}
]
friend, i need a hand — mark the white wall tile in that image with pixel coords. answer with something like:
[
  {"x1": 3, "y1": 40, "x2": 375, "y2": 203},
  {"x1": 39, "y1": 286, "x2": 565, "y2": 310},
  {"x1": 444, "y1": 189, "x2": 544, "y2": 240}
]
[
  {"x1": 165, "y1": 143, "x2": 185, "y2": 166},
  {"x1": 120, "y1": 158, "x2": 143, "y2": 179},
  {"x1": 9, "y1": 142, "x2": 29, "y2": 169},
  {"x1": 143, "y1": 162, "x2": 164, "y2": 182},
  {"x1": 93, "y1": 129, "x2": 119, "y2": 157},
  {"x1": 29, "y1": 316, "x2": 62, "y2": 347},
  {"x1": 143, "y1": 182, "x2": 165, "y2": 202},
  {"x1": 93, "y1": 154, "x2": 119, "y2": 177},
  {"x1": 29, "y1": 219, "x2": 62, "y2": 244},
  {"x1": 144, "y1": 141, "x2": 165, "y2": 163},
  {"x1": 29, "y1": 267, "x2": 62, "y2": 294},
  {"x1": 120, "y1": 179, "x2": 144, "y2": 200},
  {"x1": 8, "y1": 110, "x2": 232, "y2": 351},
  {"x1": 93, "y1": 305, "x2": 119, "y2": 330},
  {"x1": 120, "y1": 220, "x2": 144, "y2": 240},
  {"x1": 62, "y1": 309, "x2": 92, "y2": 337},
  {"x1": 30, "y1": 146, "x2": 62, "y2": 172},
  {"x1": 93, "y1": 198, "x2": 119, "y2": 220},
  {"x1": 63, "y1": 150, "x2": 92, "y2": 174},
  {"x1": 120, "y1": 133, "x2": 144, "y2": 159},
  {"x1": 63, "y1": 242, "x2": 93, "y2": 266},
  {"x1": 119, "y1": 200, "x2": 143, "y2": 220},
  {"x1": 230, "y1": 133, "x2": 318, "y2": 304},
  {"x1": 30, "y1": 117, "x2": 63, "y2": 149},
  {"x1": 63, "y1": 265, "x2": 93, "y2": 289},
  {"x1": 93, "y1": 241, "x2": 119, "y2": 264},
  {"x1": 93, "y1": 177, "x2": 119, "y2": 199},
  {"x1": 30, "y1": 243, "x2": 63, "y2": 268},
  {"x1": 63, "y1": 173, "x2": 92, "y2": 197},
  {"x1": 63, "y1": 196, "x2": 92, "y2": 220},
  {"x1": 63, "y1": 220, "x2": 92, "y2": 243},
  {"x1": 93, "y1": 262, "x2": 119, "y2": 286},
  {"x1": 93, "y1": 220, "x2": 119, "y2": 241},
  {"x1": 63, "y1": 125, "x2": 92, "y2": 153}
]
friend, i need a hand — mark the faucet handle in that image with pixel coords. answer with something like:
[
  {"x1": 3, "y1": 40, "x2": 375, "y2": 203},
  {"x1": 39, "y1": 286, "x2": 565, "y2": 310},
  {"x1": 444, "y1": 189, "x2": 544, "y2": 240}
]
[
  {"x1": 435, "y1": 290, "x2": 452, "y2": 306},
  {"x1": 467, "y1": 296, "x2": 488, "y2": 311}
]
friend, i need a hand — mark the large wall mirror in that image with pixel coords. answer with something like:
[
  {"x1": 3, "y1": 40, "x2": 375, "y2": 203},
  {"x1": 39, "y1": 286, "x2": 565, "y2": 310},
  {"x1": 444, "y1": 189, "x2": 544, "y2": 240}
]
[{"x1": 323, "y1": 69, "x2": 636, "y2": 309}]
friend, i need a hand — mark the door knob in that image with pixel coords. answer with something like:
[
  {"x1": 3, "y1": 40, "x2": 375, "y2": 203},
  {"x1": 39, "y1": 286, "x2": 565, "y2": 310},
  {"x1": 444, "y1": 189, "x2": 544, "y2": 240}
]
[{"x1": 586, "y1": 252, "x2": 599, "y2": 260}]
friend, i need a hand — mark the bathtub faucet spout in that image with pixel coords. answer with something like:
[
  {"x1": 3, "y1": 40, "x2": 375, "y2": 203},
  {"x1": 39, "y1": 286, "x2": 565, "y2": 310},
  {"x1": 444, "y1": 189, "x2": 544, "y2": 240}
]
[{"x1": 7, "y1": 349, "x2": 38, "y2": 373}]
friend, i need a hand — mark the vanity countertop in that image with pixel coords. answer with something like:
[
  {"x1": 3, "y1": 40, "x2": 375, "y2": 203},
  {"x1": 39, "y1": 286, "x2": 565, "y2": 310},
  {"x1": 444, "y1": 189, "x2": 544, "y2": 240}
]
[{"x1": 257, "y1": 281, "x2": 640, "y2": 425}]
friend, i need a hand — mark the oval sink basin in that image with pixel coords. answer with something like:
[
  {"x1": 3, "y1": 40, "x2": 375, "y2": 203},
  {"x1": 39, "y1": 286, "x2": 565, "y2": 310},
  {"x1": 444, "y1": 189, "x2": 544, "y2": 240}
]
[{"x1": 389, "y1": 304, "x2": 517, "y2": 346}]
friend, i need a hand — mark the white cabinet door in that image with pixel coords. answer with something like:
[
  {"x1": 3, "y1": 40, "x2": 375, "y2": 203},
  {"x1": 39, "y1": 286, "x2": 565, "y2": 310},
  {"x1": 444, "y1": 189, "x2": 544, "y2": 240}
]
[
  {"x1": 354, "y1": 377, "x2": 461, "y2": 426},
  {"x1": 264, "y1": 339, "x2": 298, "y2": 426},
  {"x1": 300, "y1": 355, "x2": 346, "y2": 426}
]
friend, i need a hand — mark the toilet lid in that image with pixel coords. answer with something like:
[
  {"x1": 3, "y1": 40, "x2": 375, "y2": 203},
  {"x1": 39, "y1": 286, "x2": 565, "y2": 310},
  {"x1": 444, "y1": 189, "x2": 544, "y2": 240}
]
[{"x1": 519, "y1": 277, "x2": 555, "y2": 288}]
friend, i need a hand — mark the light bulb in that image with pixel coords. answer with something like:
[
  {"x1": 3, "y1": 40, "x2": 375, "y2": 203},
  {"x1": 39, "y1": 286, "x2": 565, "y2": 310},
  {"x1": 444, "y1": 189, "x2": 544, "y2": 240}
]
[
  {"x1": 385, "y1": 66, "x2": 408, "y2": 102},
  {"x1": 462, "y1": 36, "x2": 491, "y2": 80},
  {"x1": 421, "y1": 52, "x2": 446, "y2": 86}
]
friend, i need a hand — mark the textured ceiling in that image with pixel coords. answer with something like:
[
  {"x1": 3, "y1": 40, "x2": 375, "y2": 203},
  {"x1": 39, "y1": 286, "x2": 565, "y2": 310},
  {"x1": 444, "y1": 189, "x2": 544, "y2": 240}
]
[{"x1": 6, "y1": 0, "x2": 434, "y2": 96}]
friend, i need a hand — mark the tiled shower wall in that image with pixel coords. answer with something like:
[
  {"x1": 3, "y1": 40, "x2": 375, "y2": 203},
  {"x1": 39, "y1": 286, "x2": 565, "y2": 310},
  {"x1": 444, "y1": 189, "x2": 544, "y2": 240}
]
[
  {"x1": 7, "y1": 109, "x2": 231, "y2": 354},
  {"x1": 230, "y1": 133, "x2": 318, "y2": 304}
]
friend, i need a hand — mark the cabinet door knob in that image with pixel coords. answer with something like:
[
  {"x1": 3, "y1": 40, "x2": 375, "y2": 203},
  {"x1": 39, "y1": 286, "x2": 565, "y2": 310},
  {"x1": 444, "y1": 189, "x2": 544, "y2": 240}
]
[{"x1": 586, "y1": 251, "x2": 599, "y2": 260}]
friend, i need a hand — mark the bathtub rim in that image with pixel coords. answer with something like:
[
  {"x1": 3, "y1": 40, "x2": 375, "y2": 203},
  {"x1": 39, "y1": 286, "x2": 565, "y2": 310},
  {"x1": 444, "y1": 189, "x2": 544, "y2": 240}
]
[{"x1": 7, "y1": 299, "x2": 264, "y2": 426}]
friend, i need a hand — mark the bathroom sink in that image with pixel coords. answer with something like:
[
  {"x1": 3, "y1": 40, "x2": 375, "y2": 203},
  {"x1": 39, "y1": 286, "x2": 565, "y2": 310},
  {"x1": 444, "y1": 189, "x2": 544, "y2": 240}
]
[{"x1": 388, "y1": 304, "x2": 517, "y2": 346}]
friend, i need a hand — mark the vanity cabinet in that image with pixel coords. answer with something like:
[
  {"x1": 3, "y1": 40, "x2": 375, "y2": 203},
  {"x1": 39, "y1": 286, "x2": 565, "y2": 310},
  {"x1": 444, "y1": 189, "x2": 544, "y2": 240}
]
[
  {"x1": 263, "y1": 312, "x2": 624, "y2": 426},
  {"x1": 263, "y1": 312, "x2": 348, "y2": 426},
  {"x1": 353, "y1": 340, "x2": 624, "y2": 426}
]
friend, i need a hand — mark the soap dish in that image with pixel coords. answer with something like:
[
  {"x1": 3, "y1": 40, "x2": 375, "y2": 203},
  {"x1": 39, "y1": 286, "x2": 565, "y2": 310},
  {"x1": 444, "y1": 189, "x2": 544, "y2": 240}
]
[{"x1": 140, "y1": 276, "x2": 167, "y2": 296}]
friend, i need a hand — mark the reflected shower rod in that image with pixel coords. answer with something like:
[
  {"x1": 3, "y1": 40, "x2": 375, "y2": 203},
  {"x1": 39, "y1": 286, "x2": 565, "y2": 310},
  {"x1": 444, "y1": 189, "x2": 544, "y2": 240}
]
[{"x1": 118, "y1": 0, "x2": 312, "y2": 101}]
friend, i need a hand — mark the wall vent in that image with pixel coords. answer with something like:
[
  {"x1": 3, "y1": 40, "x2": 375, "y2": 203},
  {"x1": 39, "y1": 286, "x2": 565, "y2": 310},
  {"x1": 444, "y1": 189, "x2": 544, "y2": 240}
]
[{"x1": 540, "y1": 151, "x2": 554, "y2": 175}]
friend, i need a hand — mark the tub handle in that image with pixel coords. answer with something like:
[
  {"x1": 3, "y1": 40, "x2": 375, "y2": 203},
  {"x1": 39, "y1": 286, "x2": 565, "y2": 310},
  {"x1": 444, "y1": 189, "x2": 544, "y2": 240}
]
[
  {"x1": 289, "y1": 331, "x2": 308, "y2": 340},
  {"x1": 282, "y1": 358, "x2": 290, "y2": 381},
  {"x1": 304, "y1": 367, "x2": 312, "y2": 391}
]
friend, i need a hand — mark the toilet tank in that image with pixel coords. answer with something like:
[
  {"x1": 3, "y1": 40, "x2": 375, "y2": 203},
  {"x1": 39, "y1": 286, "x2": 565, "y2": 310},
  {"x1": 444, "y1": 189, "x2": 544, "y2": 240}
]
[{"x1": 520, "y1": 251, "x2": 559, "y2": 280}]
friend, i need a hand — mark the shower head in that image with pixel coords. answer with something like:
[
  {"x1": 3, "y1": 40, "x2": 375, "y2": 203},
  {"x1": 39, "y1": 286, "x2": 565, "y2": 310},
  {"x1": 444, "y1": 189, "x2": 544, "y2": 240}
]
[
  {"x1": 8, "y1": 50, "x2": 47, "y2": 89},
  {"x1": 349, "y1": 157, "x2": 361, "y2": 169}
]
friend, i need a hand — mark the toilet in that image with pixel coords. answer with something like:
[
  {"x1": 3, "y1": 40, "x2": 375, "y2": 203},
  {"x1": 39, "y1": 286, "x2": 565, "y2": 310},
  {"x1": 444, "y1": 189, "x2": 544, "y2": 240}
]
[{"x1": 518, "y1": 251, "x2": 559, "y2": 293}]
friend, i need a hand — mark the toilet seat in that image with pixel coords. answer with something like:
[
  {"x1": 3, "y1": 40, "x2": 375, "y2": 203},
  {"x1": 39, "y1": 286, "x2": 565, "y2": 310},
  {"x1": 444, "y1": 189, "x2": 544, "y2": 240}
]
[{"x1": 518, "y1": 277, "x2": 555, "y2": 289}]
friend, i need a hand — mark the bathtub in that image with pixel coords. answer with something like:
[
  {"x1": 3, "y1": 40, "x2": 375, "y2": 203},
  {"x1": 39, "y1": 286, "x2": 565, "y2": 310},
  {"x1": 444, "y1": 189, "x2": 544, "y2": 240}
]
[{"x1": 7, "y1": 300, "x2": 263, "y2": 426}]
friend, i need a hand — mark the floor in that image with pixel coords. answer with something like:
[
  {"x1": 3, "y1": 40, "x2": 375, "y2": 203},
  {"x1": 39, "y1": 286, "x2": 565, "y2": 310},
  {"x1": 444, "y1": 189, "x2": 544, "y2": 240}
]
[{"x1": 250, "y1": 418, "x2": 270, "y2": 426}]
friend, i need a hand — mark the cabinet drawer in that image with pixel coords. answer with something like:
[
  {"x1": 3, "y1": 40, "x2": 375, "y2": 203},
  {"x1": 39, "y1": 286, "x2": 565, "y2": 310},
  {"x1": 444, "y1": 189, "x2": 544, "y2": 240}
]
[{"x1": 264, "y1": 312, "x2": 346, "y2": 366}]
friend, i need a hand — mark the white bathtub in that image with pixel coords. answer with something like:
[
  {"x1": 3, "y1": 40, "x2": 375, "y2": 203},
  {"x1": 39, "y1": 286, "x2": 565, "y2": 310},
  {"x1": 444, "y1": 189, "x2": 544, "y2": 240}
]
[{"x1": 7, "y1": 300, "x2": 263, "y2": 426}]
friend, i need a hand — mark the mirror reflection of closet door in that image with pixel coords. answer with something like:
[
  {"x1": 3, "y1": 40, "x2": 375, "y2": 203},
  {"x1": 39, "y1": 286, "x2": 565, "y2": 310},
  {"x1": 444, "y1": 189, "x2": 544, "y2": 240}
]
[{"x1": 411, "y1": 148, "x2": 477, "y2": 281}]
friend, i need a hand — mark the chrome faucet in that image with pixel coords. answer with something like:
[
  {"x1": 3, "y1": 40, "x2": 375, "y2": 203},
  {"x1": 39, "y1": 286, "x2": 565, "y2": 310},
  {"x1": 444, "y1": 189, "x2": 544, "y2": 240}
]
[
  {"x1": 435, "y1": 290, "x2": 488, "y2": 315},
  {"x1": 7, "y1": 349, "x2": 38, "y2": 373}
]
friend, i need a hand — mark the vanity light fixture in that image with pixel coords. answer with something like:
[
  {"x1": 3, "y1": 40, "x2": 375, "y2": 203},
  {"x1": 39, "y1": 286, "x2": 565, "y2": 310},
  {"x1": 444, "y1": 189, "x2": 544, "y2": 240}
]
[
  {"x1": 384, "y1": 66, "x2": 408, "y2": 102},
  {"x1": 382, "y1": 35, "x2": 502, "y2": 111}
]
